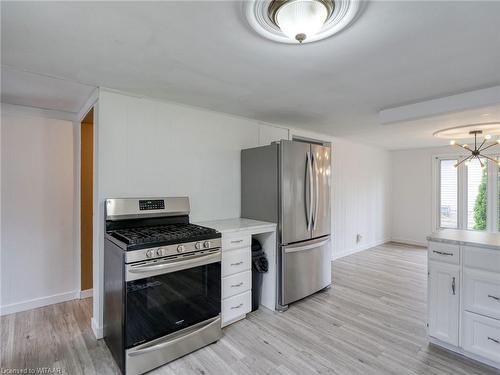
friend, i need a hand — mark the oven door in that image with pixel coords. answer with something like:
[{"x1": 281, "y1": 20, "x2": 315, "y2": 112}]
[{"x1": 125, "y1": 250, "x2": 221, "y2": 349}]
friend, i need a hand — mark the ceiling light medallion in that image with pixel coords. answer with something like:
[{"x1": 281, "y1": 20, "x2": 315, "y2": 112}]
[{"x1": 245, "y1": 0, "x2": 362, "y2": 44}]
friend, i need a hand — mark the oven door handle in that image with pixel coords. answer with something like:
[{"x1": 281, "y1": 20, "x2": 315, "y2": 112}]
[
  {"x1": 128, "y1": 316, "x2": 221, "y2": 357},
  {"x1": 127, "y1": 251, "x2": 221, "y2": 280}
]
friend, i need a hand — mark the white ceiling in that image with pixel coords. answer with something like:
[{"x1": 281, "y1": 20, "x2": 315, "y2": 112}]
[
  {"x1": 1, "y1": 1, "x2": 499, "y2": 149},
  {"x1": 1, "y1": 67, "x2": 95, "y2": 114}
]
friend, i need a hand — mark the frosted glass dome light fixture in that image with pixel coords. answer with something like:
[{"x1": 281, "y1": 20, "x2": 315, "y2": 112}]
[
  {"x1": 269, "y1": 0, "x2": 334, "y2": 43},
  {"x1": 244, "y1": 0, "x2": 362, "y2": 45}
]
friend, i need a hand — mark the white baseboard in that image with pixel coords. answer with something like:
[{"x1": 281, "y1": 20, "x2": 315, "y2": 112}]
[
  {"x1": 0, "y1": 290, "x2": 78, "y2": 316},
  {"x1": 79, "y1": 289, "x2": 93, "y2": 299},
  {"x1": 390, "y1": 237, "x2": 427, "y2": 247},
  {"x1": 429, "y1": 336, "x2": 500, "y2": 370},
  {"x1": 332, "y1": 238, "x2": 390, "y2": 261},
  {"x1": 91, "y1": 317, "x2": 103, "y2": 339}
]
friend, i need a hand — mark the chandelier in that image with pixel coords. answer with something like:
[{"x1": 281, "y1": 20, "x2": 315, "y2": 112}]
[{"x1": 450, "y1": 130, "x2": 500, "y2": 168}]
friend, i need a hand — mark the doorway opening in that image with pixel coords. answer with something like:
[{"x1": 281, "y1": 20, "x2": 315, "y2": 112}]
[{"x1": 80, "y1": 108, "x2": 94, "y2": 297}]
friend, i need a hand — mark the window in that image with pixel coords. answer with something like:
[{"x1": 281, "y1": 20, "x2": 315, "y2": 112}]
[
  {"x1": 433, "y1": 155, "x2": 500, "y2": 232},
  {"x1": 467, "y1": 158, "x2": 486, "y2": 230},
  {"x1": 439, "y1": 159, "x2": 458, "y2": 228},
  {"x1": 436, "y1": 156, "x2": 498, "y2": 232}
]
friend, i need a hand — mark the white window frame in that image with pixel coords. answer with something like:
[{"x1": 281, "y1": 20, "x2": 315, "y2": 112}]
[{"x1": 432, "y1": 154, "x2": 499, "y2": 232}]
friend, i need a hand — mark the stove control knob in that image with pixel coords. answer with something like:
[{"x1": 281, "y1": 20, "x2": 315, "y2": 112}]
[
  {"x1": 177, "y1": 245, "x2": 185, "y2": 253},
  {"x1": 146, "y1": 249, "x2": 154, "y2": 258},
  {"x1": 156, "y1": 248, "x2": 163, "y2": 256},
  {"x1": 195, "y1": 242, "x2": 202, "y2": 250},
  {"x1": 203, "y1": 241, "x2": 211, "y2": 249}
]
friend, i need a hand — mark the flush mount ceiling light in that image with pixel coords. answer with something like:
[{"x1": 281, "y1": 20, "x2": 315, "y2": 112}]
[
  {"x1": 434, "y1": 122, "x2": 500, "y2": 167},
  {"x1": 245, "y1": 0, "x2": 362, "y2": 44}
]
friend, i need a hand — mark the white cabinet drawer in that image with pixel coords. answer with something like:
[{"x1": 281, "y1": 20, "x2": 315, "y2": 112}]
[
  {"x1": 428, "y1": 261, "x2": 460, "y2": 346},
  {"x1": 222, "y1": 233, "x2": 251, "y2": 251},
  {"x1": 222, "y1": 271, "x2": 251, "y2": 299},
  {"x1": 428, "y1": 242, "x2": 459, "y2": 264},
  {"x1": 463, "y1": 311, "x2": 500, "y2": 363},
  {"x1": 464, "y1": 268, "x2": 500, "y2": 320},
  {"x1": 222, "y1": 291, "x2": 251, "y2": 325},
  {"x1": 222, "y1": 247, "x2": 251, "y2": 277},
  {"x1": 464, "y1": 246, "x2": 500, "y2": 273}
]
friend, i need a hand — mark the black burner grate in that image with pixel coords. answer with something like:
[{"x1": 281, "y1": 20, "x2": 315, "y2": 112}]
[{"x1": 109, "y1": 223, "x2": 217, "y2": 245}]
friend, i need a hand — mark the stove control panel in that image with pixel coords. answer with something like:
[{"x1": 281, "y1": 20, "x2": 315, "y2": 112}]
[{"x1": 139, "y1": 199, "x2": 165, "y2": 211}]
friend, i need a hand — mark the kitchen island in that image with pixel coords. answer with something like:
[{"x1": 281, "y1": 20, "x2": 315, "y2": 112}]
[{"x1": 427, "y1": 229, "x2": 500, "y2": 369}]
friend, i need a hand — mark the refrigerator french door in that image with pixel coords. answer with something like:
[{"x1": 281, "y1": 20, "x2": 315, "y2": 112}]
[
  {"x1": 280, "y1": 141, "x2": 331, "y2": 244},
  {"x1": 311, "y1": 143, "x2": 331, "y2": 239},
  {"x1": 241, "y1": 140, "x2": 332, "y2": 310},
  {"x1": 280, "y1": 141, "x2": 331, "y2": 307},
  {"x1": 280, "y1": 141, "x2": 312, "y2": 244}
]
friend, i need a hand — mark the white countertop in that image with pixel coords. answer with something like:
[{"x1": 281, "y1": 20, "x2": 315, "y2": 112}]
[
  {"x1": 427, "y1": 229, "x2": 500, "y2": 250},
  {"x1": 196, "y1": 218, "x2": 276, "y2": 234}
]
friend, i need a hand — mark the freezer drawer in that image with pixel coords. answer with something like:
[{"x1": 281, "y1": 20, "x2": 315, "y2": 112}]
[{"x1": 281, "y1": 236, "x2": 332, "y2": 306}]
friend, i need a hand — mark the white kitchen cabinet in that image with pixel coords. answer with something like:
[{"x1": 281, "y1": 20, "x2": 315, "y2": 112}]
[
  {"x1": 221, "y1": 238, "x2": 252, "y2": 327},
  {"x1": 427, "y1": 231, "x2": 500, "y2": 370},
  {"x1": 428, "y1": 261, "x2": 460, "y2": 346},
  {"x1": 428, "y1": 242, "x2": 460, "y2": 264},
  {"x1": 464, "y1": 268, "x2": 500, "y2": 320},
  {"x1": 222, "y1": 233, "x2": 252, "y2": 251},
  {"x1": 463, "y1": 311, "x2": 500, "y2": 363},
  {"x1": 197, "y1": 218, "x2": 277, "y2": 328},
  {"x1": 464, "y1": 245, "x2": 500, "y2": 273},
  {"x1": 222, "y1": 291, "x2": 252, "y2": 324},
  {"x1": 222, "y1": 271, "x2": 252, "y2": 299},
  {"x1": 222, "y1": 247, "x2": 251, "y2": 277}
]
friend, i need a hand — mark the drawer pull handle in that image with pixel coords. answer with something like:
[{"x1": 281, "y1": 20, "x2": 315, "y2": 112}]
[
  {"x1": 488, "y1": 337, "x2": 500, "y2": 344},
  {"x1": 231, "y1": 240, "x2": 243, "y2": 244},
  {"x1": 231, "y1": 282, "x2": 243, "y2": 288},
  {"x1": 488, "y1": 295, "x2": 500, "y2": 301},
  {"x1": 451, "y1": 277, "x2": 456, "y2": 295},
  {"x1": 230, "y1": 303, "x2": 243, "y2": 310},
  {"x1": 231, "y1": 261, "x2": 243, "y2": 266},
  {"x1": 433, "y1": 250, "x2": 453, "y2": 256}
]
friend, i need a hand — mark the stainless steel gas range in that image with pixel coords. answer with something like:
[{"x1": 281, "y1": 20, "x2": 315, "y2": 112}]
[{"x1": 103, "y1": 197, "x2": 222, "y2": 375}]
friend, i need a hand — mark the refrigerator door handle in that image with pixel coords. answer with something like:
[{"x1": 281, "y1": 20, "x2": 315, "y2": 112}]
[
  {"x1": 312, "y1": 154, "x2": 319, "y2": 230},
  {"x1": 306, "y1": 151, "x2": 314, "y2": 231},
  {"x1": 284, "y1": 237, "x2": 330, "y2": 253}
]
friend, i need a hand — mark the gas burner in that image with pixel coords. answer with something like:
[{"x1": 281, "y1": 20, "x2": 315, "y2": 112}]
[{"x1": 110, "y1": 223, "x2": 219, "y2": 247}]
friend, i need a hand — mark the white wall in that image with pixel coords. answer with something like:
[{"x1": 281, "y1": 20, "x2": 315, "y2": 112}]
[
  {"x1": 96, "y1": 90, "x2": 290, "y2": 222},
  {"x1": 1, "y1": 106, "x2": 76, "y2": 315},
  {"x1": 93, "y1": 90, "x2": 392, "y2": 335},
  {"x1": 391, "y1": 145, "x2": 468, "y2": 246},
  {"x1": 331, "y1": 139, "x2": 392, "y2": 258}
]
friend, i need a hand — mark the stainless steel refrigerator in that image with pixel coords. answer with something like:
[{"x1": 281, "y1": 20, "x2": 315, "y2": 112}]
[{"x1": 241, "y1": 140, "x2": 331, "y2": 311}]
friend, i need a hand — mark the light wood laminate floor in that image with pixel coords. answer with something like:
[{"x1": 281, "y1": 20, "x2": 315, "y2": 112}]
[{"x1": 1, "y1": 243, "x2": 499, "y2": 375}]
